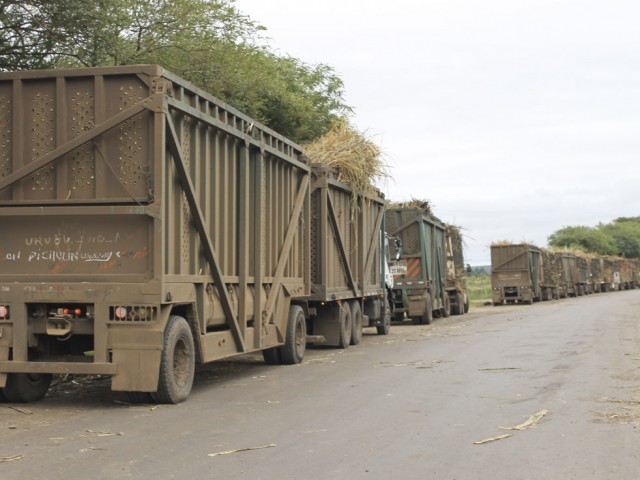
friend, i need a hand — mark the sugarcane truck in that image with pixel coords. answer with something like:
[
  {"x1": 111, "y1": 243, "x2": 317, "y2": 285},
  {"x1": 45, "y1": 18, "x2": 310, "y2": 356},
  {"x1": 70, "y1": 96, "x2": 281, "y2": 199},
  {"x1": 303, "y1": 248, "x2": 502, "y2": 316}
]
[
  {"x1": 385, "y1": 207, "x2": 466, "y2": 324},
  {"x1": 0, "y1": 65, "x2": 390, "y2": 404}
]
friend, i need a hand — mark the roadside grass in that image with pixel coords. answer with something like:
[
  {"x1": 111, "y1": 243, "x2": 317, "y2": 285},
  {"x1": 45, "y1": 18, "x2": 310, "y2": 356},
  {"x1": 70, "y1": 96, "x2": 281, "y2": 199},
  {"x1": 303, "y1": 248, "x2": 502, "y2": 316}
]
[{"x1": 467, "y1": 275, "x2": 492, "y2": 308}]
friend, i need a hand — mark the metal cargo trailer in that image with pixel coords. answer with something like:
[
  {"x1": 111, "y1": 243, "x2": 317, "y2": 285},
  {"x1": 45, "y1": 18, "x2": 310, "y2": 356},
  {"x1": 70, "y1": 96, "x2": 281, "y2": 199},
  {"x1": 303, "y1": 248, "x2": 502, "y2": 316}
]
[
  {"x1": 385, "y1": 208, "x2": 448, "y2": 324},
  {"x1": 632, "y1": 260, "x2": 640, "y2": 289},
  {"x1": 540, "y1": 249, "x2": 560, "y2": 300},
  {"x1": 575, "y1": 255, "x2": 590, "y2": 296},
  {"x1": 555, "y1": 252, "x2": 579, "y2": 297},
  {"x1": 0, "y1": 65, "x2": 312, "y2": 403},
  {"x1": 616, "y1": 259, "x2": 634, "y2": 290},
  {"x1": 445, "y1": 225, "x2": 468, "y2": 315},
  {"x1": 589, "y1": 257, "x2": 605, "y2": 293},
  {"x1": 305, "y1": 165, "x2": 389, "y2": 345},
  {"x1": 602, "y1": 256, "x2": 618, "y2": 291},
  {"x1": 490, "y1": 244, "x2": 543, "y2": 305}
]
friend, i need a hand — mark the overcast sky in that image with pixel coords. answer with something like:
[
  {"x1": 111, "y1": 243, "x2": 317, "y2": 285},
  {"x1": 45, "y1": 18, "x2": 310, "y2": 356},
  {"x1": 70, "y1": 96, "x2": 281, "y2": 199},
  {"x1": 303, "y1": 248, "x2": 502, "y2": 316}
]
[{"x1": 235, "y1": 0, "x2": 639, "y2": 265}]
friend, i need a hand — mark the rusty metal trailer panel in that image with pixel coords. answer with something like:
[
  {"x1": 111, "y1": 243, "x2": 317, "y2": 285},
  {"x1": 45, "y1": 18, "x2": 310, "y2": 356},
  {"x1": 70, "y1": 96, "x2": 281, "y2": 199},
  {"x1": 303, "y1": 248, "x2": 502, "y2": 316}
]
[
  {"x1": 305, "y1": 164, "x2": 388, "y2": 345},
  {"x1": 556, "y1": 253, "x2": 580, "y2": 297},
  {"x1": 615, "y1": 258, "x2": 637, "y2": 290},
  {"x1": 385, "y1": 208, "x2": 448, "y2": 324},
  {"x1": 589, "y1": 257, "x2": 606, "y2": 292},
  {"x1": 0, "y1": 65, "x2": 311, "y2": 403},
  {"x1": 539, "y1": 249, "x2": 560, "y2": 300},
  {"x1": 575, "y1": 255, "x2": 590, "y2": 295},
  {"x1": 490, "y1": 244, "x2": 543, "y2": 305}
]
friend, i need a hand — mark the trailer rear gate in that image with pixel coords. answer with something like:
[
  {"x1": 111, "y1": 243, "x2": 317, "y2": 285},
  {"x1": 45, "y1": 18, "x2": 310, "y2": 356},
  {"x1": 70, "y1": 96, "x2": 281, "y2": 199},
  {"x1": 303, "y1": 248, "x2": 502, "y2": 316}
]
[
  {"x1": 0, "y1": 65, "x2": 309, "y2": 402},
  {"x1": 385, "y1": 208, "x2": 448, "y2": 323}
]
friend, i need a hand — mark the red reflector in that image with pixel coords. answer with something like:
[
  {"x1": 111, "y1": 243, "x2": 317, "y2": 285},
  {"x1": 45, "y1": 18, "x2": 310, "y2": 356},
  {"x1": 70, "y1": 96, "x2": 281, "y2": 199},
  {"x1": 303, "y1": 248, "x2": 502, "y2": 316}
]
[
  {"x1": 74, "y1": 308, "x2": 82, "y2": 316},
  {"x1": 63, "y1": 308, "x2": 70, "y2": 315},
  {"x1": 115, "y1": 307, "x2": 127, "y2": 319},
  {"x1": 0, "y1": 306, "x2": 7, "y2": 317}
]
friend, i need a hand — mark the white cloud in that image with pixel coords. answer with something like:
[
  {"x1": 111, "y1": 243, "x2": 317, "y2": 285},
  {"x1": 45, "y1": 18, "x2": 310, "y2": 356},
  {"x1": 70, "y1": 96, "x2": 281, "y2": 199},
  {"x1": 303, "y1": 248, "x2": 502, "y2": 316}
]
[{"x1": 235, "y1": 0, "x2": 640, "y2": 264}]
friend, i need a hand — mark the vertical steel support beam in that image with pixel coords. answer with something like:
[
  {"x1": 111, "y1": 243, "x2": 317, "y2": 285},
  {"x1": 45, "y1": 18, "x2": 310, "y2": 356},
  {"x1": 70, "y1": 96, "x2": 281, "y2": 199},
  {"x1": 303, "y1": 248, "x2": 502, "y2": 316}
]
[
  {"x1": 238, "y1": 140, "x2": 250, "y2": 337},
  {"x1": 253, "y1": 145, "x2": 264, "y2": 349},
  {"x1": 327, "y1": 193, "x2": 359, "y2": 296},
  {"x1": 11, "y1": 78, "x2": 23, "y2": 201},
  {"x1": 261, "y1": 174, "x2": 310, "y2": 325},
  {"x1": 165, "y1": 111, "x2": 246, "y2": 352},
  {"x1": 363, "y1": 207, "x2": 385, "y2": 287}
]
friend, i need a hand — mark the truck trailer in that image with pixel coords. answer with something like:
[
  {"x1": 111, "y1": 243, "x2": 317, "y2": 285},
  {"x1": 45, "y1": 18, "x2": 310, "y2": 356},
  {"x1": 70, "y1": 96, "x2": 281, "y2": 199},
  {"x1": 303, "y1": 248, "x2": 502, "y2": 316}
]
[
  {"x1": 0, "y1": 65, "x2": 389, "y2": 403},
  {"x1": 385, "y1": 207, "x2": 451, "y2": 324},
  {"x1": 490, "y1": 243, "x2": 543, "y2": 305},
  {"x1": 445, "y1": 225, "x2": 469, "y2": 315}
]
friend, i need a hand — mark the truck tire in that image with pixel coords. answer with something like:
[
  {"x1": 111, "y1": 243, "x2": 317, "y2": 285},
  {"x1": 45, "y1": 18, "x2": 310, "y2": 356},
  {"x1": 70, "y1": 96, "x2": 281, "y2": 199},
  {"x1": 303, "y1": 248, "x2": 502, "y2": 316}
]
[
  {"x1": 442, "y1": 294, "x2": 451, "y2": 318},
  {"x1": 463, "y1": 294, "x2": 470, "y2": 313},
  {"x1": 0, "y1": 389, "x2": 6, "y2": 402},
  {"x1": 413, "y1": 297, "x2": 433, "y2": 325},
  {"x1": 280, "y1": 305, "x2": 306, "y2": 364},
  {"x1": 350, "y1": 301, "x2": 363, "y2": 345},
  {"x1": 2, "y1": 373, "x2": 52, "y2": 403},
  {"x1": 337, "y1": 302, "x2": 352, "y2": 349},
  {"x1": 451, "y1": 292, "x2": 462, "y2": 316},
  {"x1": 376, "y1": 298, "x2": 391, "y2": 335},
  {"x1": 151, "y1": 315, "x2": 195, "y2": 404}
]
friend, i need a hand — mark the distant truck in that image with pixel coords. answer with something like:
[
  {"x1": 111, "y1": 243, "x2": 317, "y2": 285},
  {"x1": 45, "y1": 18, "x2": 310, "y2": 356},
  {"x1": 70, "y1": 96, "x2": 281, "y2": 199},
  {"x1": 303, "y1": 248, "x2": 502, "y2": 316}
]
[
  {"x1": 490, "y1": 243, "x2": 544, "y2": 305},
  {"x1": 0, "y1": 65, "x2": 390, "y2": 403},
  {"x1": 589, "y1": 256, "x2": 605, "y2": 293},
  {"x1": 385, "y1": 207, "x2": 466, "y2": 324}
]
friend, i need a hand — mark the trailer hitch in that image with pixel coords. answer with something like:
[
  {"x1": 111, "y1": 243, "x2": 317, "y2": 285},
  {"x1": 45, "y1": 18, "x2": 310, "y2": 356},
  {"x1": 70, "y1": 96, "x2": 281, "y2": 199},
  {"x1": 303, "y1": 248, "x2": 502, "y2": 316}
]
[{"x1": 46, "y1": 316, "x2": 73, "y2": 337}]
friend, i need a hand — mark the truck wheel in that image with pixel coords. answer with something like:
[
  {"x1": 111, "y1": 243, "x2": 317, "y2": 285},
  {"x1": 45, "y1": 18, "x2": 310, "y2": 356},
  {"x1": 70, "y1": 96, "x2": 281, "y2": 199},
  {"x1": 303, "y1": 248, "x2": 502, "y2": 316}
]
[
  {"x1": 0, "y1": 389, "x2": 6, "y2": 402},
  {"x1": 442, "y1": 295, "x2": 451, "y2": 318},
  {"x1": 280, "y1": 305, "x2": 306, "y2": 364},
  {"x1": 151, "y1": 315, "x2": 195, "y2": 404},
  {"x1": 2, "y1": 373, "x2": 52, "y2": 403},
  {"x1": 451, "y1": 292, "x2": 462, "y2": 316},
  {"x1": 417, "y1": 297, "x2": 433, "y2": 325},
  {"x1": 350, "y1": 301, "x2": 363, "y2": 345},
  {"x1": 376, "y1": 299, "x2": 391, "y2": 335},
  {"x1": 337, "y1": 302, "x2": 352, "y2": 349},
  {"x1": 262, "y1": 347, "x2": 282, "y2": 365},
  {"x1": 463, "y1": 294, "x2": 470, "y2": 313},
  {"x1": 421, "y1": 308, "x2": 433, "y2": 325}
]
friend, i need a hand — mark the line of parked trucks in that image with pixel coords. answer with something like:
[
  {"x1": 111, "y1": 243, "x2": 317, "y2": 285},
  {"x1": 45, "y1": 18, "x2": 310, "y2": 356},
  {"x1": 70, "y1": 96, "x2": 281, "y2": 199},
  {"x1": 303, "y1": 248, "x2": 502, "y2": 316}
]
[
  {"x1": 0, "y1": 65, "x2": 468, "y2": 403},
  {"x1": 491, "y1": 243, "x2": 640, "y2": 305}
]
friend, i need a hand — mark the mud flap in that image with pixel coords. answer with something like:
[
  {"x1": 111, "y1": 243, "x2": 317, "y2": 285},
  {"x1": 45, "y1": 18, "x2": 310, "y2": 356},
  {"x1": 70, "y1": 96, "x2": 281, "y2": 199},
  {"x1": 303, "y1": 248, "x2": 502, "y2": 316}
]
[{"x1": 111, "y1": 348, "x2": 162, "y2": 392}]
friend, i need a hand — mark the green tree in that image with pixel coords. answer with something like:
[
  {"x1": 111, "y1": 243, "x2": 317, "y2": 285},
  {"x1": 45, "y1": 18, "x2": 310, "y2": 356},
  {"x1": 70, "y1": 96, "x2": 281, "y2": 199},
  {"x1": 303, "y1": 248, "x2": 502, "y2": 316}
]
[
  {"x1": 547, "y1": 226, "x2": 617, "y2": 255},
  {"x1": 602, "y1": 220, "x2": 640, "y2": 259},
  {"x1": 0, "y1": 0, "x2": 350, "y2": 143}
]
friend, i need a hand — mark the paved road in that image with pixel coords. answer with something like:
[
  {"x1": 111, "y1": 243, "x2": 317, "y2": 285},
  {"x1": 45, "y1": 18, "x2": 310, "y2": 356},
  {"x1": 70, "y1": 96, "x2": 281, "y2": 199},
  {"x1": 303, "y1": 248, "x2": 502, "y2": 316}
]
[{"x1": 2, "y1": 291, "x2": 640, "y2": 479}]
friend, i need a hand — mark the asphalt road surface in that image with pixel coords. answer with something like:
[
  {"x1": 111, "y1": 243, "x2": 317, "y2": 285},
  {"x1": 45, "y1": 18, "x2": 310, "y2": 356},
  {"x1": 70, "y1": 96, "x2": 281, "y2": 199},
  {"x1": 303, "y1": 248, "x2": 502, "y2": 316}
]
[{"x1": 2, "y1": 290, "x2": 640, "y2": 479}]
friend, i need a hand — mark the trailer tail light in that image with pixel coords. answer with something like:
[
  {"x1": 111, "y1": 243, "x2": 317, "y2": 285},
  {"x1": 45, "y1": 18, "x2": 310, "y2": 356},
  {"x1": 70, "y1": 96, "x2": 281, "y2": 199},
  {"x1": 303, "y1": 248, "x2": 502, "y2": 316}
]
[
  {"x1": 110, "y1": 306, "x2": 156, "y2": 322},
  {"x1": 53, "y1": 306, "x2": 86, "y2": 318},
  {"x1": 0, "y1": 305, "x2": 9, "y2": 319}
]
